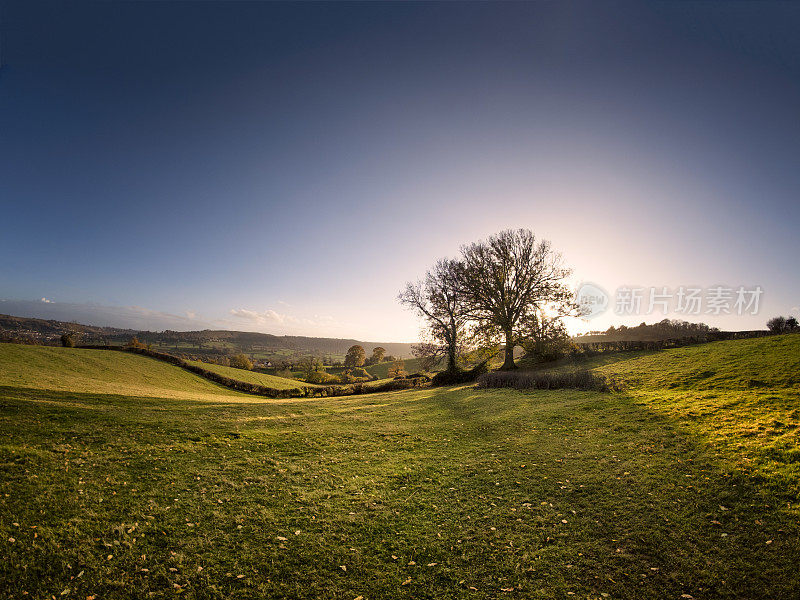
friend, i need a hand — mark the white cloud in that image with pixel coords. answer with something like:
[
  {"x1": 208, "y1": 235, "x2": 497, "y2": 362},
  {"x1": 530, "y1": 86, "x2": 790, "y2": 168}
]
[
  {"x1": 228, "y1": 308, "x2": 343, "y2": 333},
  {"x1": 229, "y1": 308, "x2": 287, "y2": 324}
]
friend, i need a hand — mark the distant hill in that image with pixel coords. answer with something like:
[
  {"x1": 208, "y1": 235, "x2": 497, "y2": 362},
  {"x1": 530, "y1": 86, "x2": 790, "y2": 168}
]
[{"x1": 0, "y1": 313, "x2": 416, "y2": 362}]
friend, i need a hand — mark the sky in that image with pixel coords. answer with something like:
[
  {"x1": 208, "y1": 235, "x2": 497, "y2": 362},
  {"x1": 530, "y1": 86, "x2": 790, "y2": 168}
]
[{"x1": 1, "y1": 1, "x2": 799, "y2": 341}]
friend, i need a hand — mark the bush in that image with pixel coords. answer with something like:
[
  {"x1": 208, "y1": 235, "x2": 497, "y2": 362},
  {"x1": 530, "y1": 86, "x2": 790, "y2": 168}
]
[
  {"x1": 60, "y1": 332, "x2": 79, "y2": 348},
  {"x1": 124, "y1": 336, "x2": 147, "y2": 350},
  {"x1": 476, "y1": 369, "x2": 617, "y2": 392},
  {"x1": 229, "y1": 353, "x2": 253, "y2": 370},
  {"x1": 306, "y1": 371, "x2": 341, "y2": 385},
  {"x1": 388, "y1": 360, "x2": 407, "y2": 378},
  {"x1": 350, "y1": 367, "x2": 372, "y2": 379},
  {"x1": 432, "y1": 362, "x2": 488, "y2": 386},
  {"x1": 340, "y1": 371, "x2": 372, "y2": 384}
]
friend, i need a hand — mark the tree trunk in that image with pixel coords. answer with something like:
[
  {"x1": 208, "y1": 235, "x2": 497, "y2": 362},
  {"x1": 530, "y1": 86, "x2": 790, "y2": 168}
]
[
  {"x1": 501, "y1": 329, "x2": 517, "y2": 370},
  {"x1": 447, "y1": 340, "x2": 457, "y2": 372}
]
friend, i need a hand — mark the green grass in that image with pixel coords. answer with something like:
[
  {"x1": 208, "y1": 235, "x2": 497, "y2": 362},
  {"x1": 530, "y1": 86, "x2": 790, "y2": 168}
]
[
  {"x1": 528, "y1": 335, "x2": 800, "y2": 500},
  {"x1": 365, "y1": 357, "x2": 431, "y2": 379},
  {"x1": 1, "y1": 339, "x2": 799, "y2": 598},
  {"x1": 0, "y1": 344, "x2": 249, "y2": 402},
  {"x1": 185, "y1": 360, "x2": 314, "y2": 389}
]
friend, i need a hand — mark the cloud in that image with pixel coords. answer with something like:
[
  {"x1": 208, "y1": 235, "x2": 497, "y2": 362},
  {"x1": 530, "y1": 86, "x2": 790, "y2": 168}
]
[
  {"x1": 41, "y1": 297, "x2": 52, "y2": 303},
  {"x1": 228, "y1": 308, "x2": 343, "y2": 333},
  {"x1": 229, "y1": 308, "x2": 286, "y2": 324}
]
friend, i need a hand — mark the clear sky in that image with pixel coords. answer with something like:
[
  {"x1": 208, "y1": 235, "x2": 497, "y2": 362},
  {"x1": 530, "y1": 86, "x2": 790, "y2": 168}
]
[{"x1": 1, "y1": 2, "x2": 799, "y2": 341}]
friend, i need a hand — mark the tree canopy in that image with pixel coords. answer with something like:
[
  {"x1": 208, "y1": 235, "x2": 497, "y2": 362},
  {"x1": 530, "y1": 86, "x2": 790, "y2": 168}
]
[
  {"x1": 344, "y1": 345, "x2": 366, "y2": 367},
  {"x1": 400, "y1": 229, "x2": 576, "y2": 373}
]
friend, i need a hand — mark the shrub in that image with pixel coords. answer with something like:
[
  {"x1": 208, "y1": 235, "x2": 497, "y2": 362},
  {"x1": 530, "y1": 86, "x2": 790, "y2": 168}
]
[
  {"x1": 388, "y1": 360, "x2": 406, "y2": 378},
  {"x1": 767, "y1": 316, "x2": 788, "y2": 333},
  {"x1": 229, "y1": 353, "x2": 253, "y2": 370},
  {"x1": 350, "y1": 367, "x2": 371, "y2": 379},
  {"x1": 432, "y1": 362, "x2": 488, "y2": 386},
  {"x1": 306, "y1": 371, "x2": 341, "y2": 385},
  {"x1": 476, "y1": 369, "x2": 617, "y2": 392},
  {"x1": 60, "y1": 332, "x2": 79, "y2": 348},
  {"x1": 124, "y1": 336, "x2": 147, "y2": 350}
]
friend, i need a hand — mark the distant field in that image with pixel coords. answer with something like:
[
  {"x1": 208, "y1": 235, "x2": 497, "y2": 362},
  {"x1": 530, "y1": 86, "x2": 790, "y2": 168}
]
[
  {"x1": 0, "y1": 344, "x2": 248, "y2": 402},
  {"x1": 364, "y1": 357, "x2": 431, "y2": 379},
  {"x1": 185, "y1": 360, "x2": 313, "y2": 389},
  {"x1": 1, "y1": 338, "x2": 799, "y2": 598}
]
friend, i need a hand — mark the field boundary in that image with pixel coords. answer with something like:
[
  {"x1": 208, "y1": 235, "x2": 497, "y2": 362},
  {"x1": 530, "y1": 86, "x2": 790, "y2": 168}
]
[{"x1": 76, "y1": 345, "x2": 428, "y2": 398}]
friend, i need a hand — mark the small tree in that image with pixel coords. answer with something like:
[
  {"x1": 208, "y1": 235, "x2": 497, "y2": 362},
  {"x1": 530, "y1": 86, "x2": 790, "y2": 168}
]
[
  {"x1": 388, "y1": 360, "x2": 407, "y2": 378},
  {"x1": 60, "y1": 331, "x2": 79, "y2": 348},
  {"x1": 520, "y1": 312, "x2": 572, "y2": 363},
  {"x1": 371, "y1": 347, "x2": 386, "y2": 363},
  {"x1": 767, "y1": 316, "x2": 787, "y2": 333},
  {"x1": 299, "y1": 355, "x2": 323, "y2": 380},
  {"x1": 229, "y1": 353, "x2": 253, "y2": 370},
  {"x1": 786, "y1": 316, "x2": 799, "y2": 331},
  {"x1": 344, "y1": 345, "x2": 366, "y2": 367},
  {"x1": 125, "y1": 336, "x2": 147, "y2": 349}
]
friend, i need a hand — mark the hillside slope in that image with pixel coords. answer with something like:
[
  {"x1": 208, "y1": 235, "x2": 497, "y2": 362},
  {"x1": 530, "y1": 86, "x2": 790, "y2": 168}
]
[
  {"x1": 0, "y1": 344, "x2": 250, "y2": 401},
  {"x1": 533, "y1": 334, "x2": 800, "y2": 497},
  {"x1": 185, "y1": 359, "x2": 312, "y2": 389},
  {"x1": 595, "y1": 334, "x2": 800, "y2": 391}
]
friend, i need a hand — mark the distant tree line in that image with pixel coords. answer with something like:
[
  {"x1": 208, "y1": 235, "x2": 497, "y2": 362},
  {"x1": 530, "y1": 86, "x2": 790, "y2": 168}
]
[{"x1": 575, "y1": 319, "x2": 720, "y2": 343}]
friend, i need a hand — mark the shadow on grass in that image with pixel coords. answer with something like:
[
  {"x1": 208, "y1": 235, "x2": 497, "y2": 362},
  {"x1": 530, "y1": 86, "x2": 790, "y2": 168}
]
[{"x1": 1, "y1": 383, "x2": 800, "y2": 599}]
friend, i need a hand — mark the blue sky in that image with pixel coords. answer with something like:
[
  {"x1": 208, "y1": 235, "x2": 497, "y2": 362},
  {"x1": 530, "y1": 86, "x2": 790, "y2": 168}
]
[{"x1": 1, "y1": 2, "x2": 799, "y2": 341}]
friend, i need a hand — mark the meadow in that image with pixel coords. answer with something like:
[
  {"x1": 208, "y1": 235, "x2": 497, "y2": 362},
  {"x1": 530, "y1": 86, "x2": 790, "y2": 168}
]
[{"x1": 1, "y1": 337, "x2": 799, "y2": 598}]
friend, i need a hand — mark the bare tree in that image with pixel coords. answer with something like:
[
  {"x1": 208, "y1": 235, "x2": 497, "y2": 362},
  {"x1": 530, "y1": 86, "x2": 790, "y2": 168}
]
[
  {"x1": 399, "y1": 258, "x2": 470, "y2": 373},
  {"x1": 460, "y1": 229, "x2": 575, "y2": 370}
]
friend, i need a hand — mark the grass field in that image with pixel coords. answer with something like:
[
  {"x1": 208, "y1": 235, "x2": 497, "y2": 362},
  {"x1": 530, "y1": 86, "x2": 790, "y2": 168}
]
[
  {"x1": 365, "y1": 357, "x2": 431, "y2": 379},
  {"x1": 0, "y1": 345, "x2": 249, "y2": 402},
  {"x1": 1, "y1": 337, "x2": 799, "y2": 598},
  {"x1": 185, "y1": 360, "x2": 313, "y2": 390}
]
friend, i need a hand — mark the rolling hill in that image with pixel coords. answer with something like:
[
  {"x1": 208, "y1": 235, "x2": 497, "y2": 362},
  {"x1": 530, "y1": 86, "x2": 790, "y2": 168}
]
[
  {"x1": 184, "y1": 359, "x2": 314, "y2": 389},
  {"x1": 0, "y1": 344, "x2": 251, "y2": 402},
  {"x1": 1, "y1": 336, "x2": 799, "y2": 598},
  {"x1": 0, "y1": 312, "x2": 416, "y2": 362}
]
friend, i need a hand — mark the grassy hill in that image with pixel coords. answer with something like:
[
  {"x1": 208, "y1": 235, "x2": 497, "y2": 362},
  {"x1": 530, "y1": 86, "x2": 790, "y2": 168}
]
[
  {"x1": 364, "y1": 357, "x2": 431, "y2": 379},
  {"x1": 0, "y1": 344, "x2": 250, "y2": 402},
  {"x1": 185, "y1": 360, "x2": 313, "y2": 389},
  {"x1": 1, "y1": 337, "x2": 799, "y2": 598},
  {"x1": 525, "y1": 334, "x2": 800, "y2": 497}
]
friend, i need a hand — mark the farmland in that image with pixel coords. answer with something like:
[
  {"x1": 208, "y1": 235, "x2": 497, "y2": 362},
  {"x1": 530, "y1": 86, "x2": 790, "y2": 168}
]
[{"x1": 1, "y1": 337, "x2": 799, "y2": 598}]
